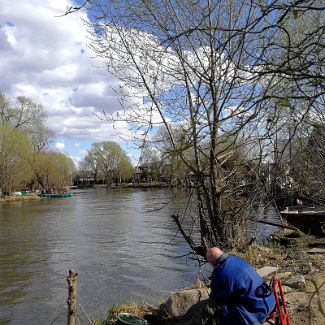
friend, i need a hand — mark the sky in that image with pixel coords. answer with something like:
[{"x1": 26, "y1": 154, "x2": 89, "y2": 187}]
[{"x1": 0, "y1": 0, "x2": 140, "y2": 166}]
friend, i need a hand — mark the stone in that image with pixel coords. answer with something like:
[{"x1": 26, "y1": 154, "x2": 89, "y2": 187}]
[
  {"x1": 257, "y1": 266, "x2": 279, "y2": 278},
  {"x1": 276, "y1": 272, "x2": 292, "y2": 280},
  {"x1": 163, "y1": 288, "x2": 210, "y2": 318},
  {"x1": 285, "y1": 275, "x2": 307, "y2": 289}
]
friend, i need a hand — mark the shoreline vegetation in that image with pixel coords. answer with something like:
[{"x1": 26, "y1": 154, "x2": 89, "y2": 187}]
[
  {"x1": 93, "y1": 230, "x2": 324, "y2": 325},
  {"x1": 0, "y1": 193, "x2": 43, "y2": 202},
  {"x1": 0, "y1": 183, "x2": 172, "y2": 203}
]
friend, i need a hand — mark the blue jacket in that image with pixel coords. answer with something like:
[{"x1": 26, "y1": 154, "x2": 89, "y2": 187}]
[{"x1": 210, "y1": 255, "x2": 275, "y2": 325}]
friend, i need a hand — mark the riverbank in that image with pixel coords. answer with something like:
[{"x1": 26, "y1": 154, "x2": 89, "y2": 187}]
[
  {"x1": 99, "y1": 230, "x2": 325, "y2": 325},
  {"x1": 0, "y1": 193, "x2": 43, "y2": 202},
  {"x1": 88, "y1": 182, "x2": 172, "y2": 189},
  {"x1": 240, "y1": 231, "x2": 325, "y2": 324}
]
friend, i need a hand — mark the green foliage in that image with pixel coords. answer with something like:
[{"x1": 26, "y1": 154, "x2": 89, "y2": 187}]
[
  {"x1": 79, "y1": 141, "x2": 133, "y2": 185},
  {"x1": 0, "y1": 124, "x2": 33, "y2": 194},
  {"x1": 120, "y1": 156, "x2": 134, "y2": 181},
  {"x1": 34, "y1": 151, "x2": 75, "y2": 191},
  {"x1": 0, "y1": 92, "x2": 77, "y2": 194},
  {"x1": 280, "y1": 97, "x2": 290, "y2": 108}
]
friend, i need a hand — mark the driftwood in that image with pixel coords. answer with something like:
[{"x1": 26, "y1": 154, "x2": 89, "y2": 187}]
[{"x1": 67, "y1": 269, "x2": 78, "y2": 325}]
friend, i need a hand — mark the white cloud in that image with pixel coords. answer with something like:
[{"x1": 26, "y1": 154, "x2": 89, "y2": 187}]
[
  {"x1": 54, "y1": 141, "x2": 65, "y2": 151},
  {"x1": 70, "y1": 155, "x2": 81, "y2": 167},
  {"x1": 0, "y1": 0, "x2": 126, "y2": 144}
]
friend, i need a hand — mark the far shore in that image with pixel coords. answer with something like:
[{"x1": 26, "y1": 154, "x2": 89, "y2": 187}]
[
  {"x1": 0, "y1": 194, "x2": 43, "y2": 202},
  {"x1": 0, "y1": 184, "x2": 172, "y2": 202}
]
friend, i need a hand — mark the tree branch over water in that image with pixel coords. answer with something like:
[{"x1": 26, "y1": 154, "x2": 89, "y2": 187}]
[{"x1": 65, "y1": 0, "x2": 325, "y2": 250}]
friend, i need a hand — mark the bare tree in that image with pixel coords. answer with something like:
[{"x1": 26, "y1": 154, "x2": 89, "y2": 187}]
[
  {"x1": 0, "y1": 93, "x2": 53, "y2": 151},
  {"x1": 67, "y1": 0, "x2": 324, "y2": 253}
]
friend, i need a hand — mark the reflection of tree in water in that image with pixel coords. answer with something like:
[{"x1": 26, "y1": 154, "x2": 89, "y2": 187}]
[
  {"x1": 0, "y1": 204, "x2": 50, "y2": 308},
  {"x1": 0, "y1": 237, "x2": 33, "y2": 306}
]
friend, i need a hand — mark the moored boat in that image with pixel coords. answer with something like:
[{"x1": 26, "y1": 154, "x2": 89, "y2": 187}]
[
  {"x1": 280, "y1": 206, "x2": 325, "y2": 236},
  {"x1": 37, "y1": 193, "x2": 73, "y2": 198}
]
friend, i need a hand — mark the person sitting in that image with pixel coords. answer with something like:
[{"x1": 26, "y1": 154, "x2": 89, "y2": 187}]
[{"x1": 206, "y1": 247, "x2": 276, "y2": 324}]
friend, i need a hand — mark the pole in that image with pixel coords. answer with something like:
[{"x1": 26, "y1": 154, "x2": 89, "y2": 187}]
[{"x1": 67, "y1": 269, "x2": 78, "y2": 325}]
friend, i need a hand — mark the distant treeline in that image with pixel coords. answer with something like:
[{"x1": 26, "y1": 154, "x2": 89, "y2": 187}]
[{"x1": 0, "y1": 93, "x2": 75, "y2": 195}]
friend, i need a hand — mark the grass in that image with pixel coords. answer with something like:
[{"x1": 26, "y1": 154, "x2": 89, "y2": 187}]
[
  {"x1": 95, "y1": 302, "x2": 155, "y2": 325},
  {"x1": 0, "y1": 194, "x2": 42, "y2": 202}
]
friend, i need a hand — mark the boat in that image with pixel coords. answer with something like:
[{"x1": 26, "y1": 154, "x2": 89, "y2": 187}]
[
  {"x1": 280, "y1": 206, "x2": 325, "y2": 236},
  {"x1": 37, "y1": 193, "x2": 73, "y2": 198}
]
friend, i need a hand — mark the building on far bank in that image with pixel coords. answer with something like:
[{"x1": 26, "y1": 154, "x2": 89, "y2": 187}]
[{"x1": 72, "y1": 175, "x2": 95, "y2": 188}]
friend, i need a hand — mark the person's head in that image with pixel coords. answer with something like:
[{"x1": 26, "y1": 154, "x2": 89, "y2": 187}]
[{"x1": 206, "y1": 247, "x2": 224, "y2": 265}]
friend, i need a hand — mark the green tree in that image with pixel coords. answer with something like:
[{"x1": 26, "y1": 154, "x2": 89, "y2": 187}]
[
  {"x1": 0, "y1": 124, "x2": 33, "y2": 194},
  {"x1": 119, "y1": 156, "x2": 134, "y2": 183},
  {"x1": 34, "y1": 151, "x2": 75, "y2": 192},
  {"x1": 81, "y1": 142, "x2": 133, "y2": 186},
  {"x1": 0, "y1": 93, "x2": 78, "y2": 194}
]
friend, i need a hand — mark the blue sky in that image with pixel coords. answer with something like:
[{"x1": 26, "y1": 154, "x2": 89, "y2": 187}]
[{"x1": 0, "y1": 0, "x2": 140, "y2": 166}]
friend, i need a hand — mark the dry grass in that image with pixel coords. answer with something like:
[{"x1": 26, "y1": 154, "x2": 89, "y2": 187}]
[
  {"x1": 103, "y1": 302, "x2": 155, "y2": 324},
  {"x1": 233, "y1": 230, "x2": 306, "y2": 270},
  {"x1": 0, "y1": 194, "x2": 42, "y2": 202},
  {"x1": 237, "y1": 231, "x2": 325, "y2": 324}
]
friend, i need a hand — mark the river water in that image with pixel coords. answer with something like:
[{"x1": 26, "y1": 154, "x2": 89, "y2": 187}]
[{"x1": 0, "y1": 188, "x2": 279, "y2": 324}]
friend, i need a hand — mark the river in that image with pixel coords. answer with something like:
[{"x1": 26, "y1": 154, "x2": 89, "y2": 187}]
[{"x1": 0, "y1": 188, "x2": 279, "y2": 324}]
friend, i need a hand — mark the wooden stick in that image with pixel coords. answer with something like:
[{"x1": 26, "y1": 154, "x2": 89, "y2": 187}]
[{"x1": 67, "y1": 269, "x2": 78, "y2": 325}]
